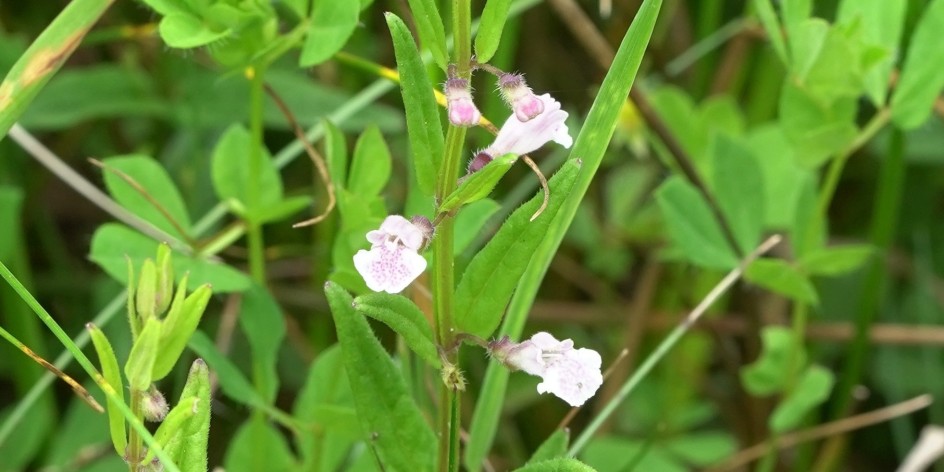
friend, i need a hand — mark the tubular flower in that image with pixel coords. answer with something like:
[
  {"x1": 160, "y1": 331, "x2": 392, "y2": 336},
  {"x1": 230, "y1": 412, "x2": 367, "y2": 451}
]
[
  {"x1": 499, "y1": 73, "x2": 545, "y2": 122},
  {"x1": 353, "y1": 215, "x2": 432, "y2": 294},
  {"x1": 489, "y1": 332, "x2": 603, "y2": 407},
  {"x1": 473, "y1": 94, "x2": 572, "y2": 172},
  {"x1": 445, "y1": 76, "x2": 481, "y2": 127}
]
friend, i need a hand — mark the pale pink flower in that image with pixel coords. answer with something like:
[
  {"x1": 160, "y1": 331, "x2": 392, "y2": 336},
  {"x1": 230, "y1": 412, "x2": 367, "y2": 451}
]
[
  {"x1": 445, "y1": 77, "x2": 481, "y2": 127},
  {"x1": 490, "y1": 332, "x2": 602, "y2": 407},
  {"x1": 499, "y1": 73, "x2": 545, "y2": 122},
  {"x1": 354, "y1": 215, "x2": 431, "y2": 294},
  {"x1": 479, "y1": 94, "x2": 572, "y2": 161}
]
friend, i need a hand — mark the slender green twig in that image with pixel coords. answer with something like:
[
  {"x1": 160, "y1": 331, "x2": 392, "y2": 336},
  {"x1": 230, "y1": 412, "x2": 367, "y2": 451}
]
[{"x1": 569, "y1": 234, "x2": 782, "y2": 455}]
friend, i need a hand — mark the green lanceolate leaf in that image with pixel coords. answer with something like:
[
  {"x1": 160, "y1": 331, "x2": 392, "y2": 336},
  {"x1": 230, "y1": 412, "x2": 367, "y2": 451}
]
[
  {"x1": 455, "y1": 160, "x2": 581, "y2": 339},
  {"x1": 527, "y1": 429, "x2": 570, "y2": 464},
  {"x1": 101, "y1": 154, "x2": 193, "y2": 240},
  {"x1": 439, "y1": 154, "x2": 517, "y2": 214},
  {"x1": 87, "y1": 324, "x2": 127, "y2": 456},
  {"x1": 740, "y1": 326, "x2": 806, "y2": 396},
  {"x1": 300, "y1": 0, "x2": 359, "y2": 66},
  {"x1": 0, "y1": 0, "x2": 115, "y2": 139},
  {"x1": 325, "y1": 282, "x2": 436, "y2": 471},
  {"x1": 890, "y1": 0, "x2": 944, "y2": 129},
  {"x1": 171, "y1": 359, "x2": 211, "y2": 472},
  {"x1": 353, "y1": 293, "x2": 440, "y2": 368},
  {"x1": 90, "y1": 223, "x2": 251, "y2": 293},
  {"x1": 475, "y1": 0, "x2": 513, "y2": 63},
  {"x1": 211, "y1": 124, "x2": 284, "y2": 219},
  {"x1": 770, "y1": 365, "x2": 834, "y2": 433},
  {"x1": 655, "y1": 176, "x2": 738, "y2": 270},
  {"x1": 799, "y1": 244, "x2": 873, "y2": 276},
  {"x1": 386, "y1": 13, "x2": 444, "y2": 196},
  {"x1": 745, "y1": 258, "x2": 818, "y2": 304},
  {"x1": 710, "y1": 135, "x2": 764, "y2": 254},
  {"x1": 152, "y1": 282, "x2": 211, "y2": 382},
  {"x1": 136, "y1": 259, "x2": 158, "y2": 321},
  {"x1": 143, "y1": 395, "x2": 197, "y2": 464},
  {"x1": 348, "y1": 124, "x2": 391, "y2": 196},
  {"x1": 125, "y1": 317, "x2": 161, "y2": 391},
  {"x1": 454, "y1": 199, "x2": 501, "y2": 255},
  {"x1": 404, "y1": 0, "x2": 448, "y2": 70},
  {"x1": 238, "y1": 284, "x2": 286, "y2": 403},
  {"x1": 515, "y1": 458, "x2": 596, "y2": 472}
]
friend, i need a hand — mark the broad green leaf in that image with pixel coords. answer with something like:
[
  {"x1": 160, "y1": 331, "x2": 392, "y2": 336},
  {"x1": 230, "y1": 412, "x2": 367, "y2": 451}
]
[
  {"x1": 745, "y1": 125, "x2": 809, "y2": 228},
  {"x1": 454, "y1": 159, "x2": 581, "y2": 339},
  {"x1": 710, "y1": 135, "x2": 764, "y2": 254},
  {"x1": 324, "y1": 120, "x2": 348, "y2": 191},
  {"x1": 405, "y1": 0, "x2": 448, "y2": 70},
  {"x1": 159, "y1": 13, "x2": 229, "y2": 49},
  {"x1": 252, "y1": 195, "x2": 312, "y2": 225},
  {"x1": 581, "y1": 437, "x2": 682, "y2": 471},
  {"x1": 799, "y1": 245, "x2": 873, "y2": 276},
  {"x1": 224, "y1": 418, "x2": 298, "y2": 472},
  {"x1": 187, "y1": 331, "x2": 258, "y2": 406},
  {"x1": 0, "y1": 0, "x2": 114, "y2": 139},
  {"x1": 467, "y1": 0, "x2": 663, "y2": 465},
  {"x1": 152, "y1": 283, "x2": 211, "y2": 381},
  {"x1": 745, "y1": 258, "x2": 818, "y2": 304},
  {"x1": 238, "y1": 284, "x2": 286, "y2": 403},
  {"x1": 800, "y1": 24, "x2": 880, "y2": 104},
  {"x1": 475, "y1": 0, "x2": 513, "y2": 63},
  {"x1": 125, "y1": 317, "x2": 161, "y2": 391},
  {"x1": 90, "y1": 223, "x2": 251, "y2": 293},
  {"x1": 454, "y1": 199, "x2": 501, "y2": 255},
  {"x1": 528, "y1": 429, "x2": 569, "y2": 464},
  {"x1": 325, "y1": 282, "x2": 437, "y2": 471},
  {"x1": 890, "y1": 0, "x2": 944, "y2": 129},
  {"x1": 837, "y1": 0, "x2": 906, "y2": 105},
  {"x1": 211, "y1": 124, "x2": 283, "y2": 218},
  {"x1": 300, "y1": 0, "x2": 358, "y2": 66},
  {"x1": 353, "y1": 293, "x2": 440, "y2": 368},
  {"x1": 348, "y1": 125, "x2": 391, "y2": 196},
  {"x1": 87, "y1": 324, "x2": 127, "y2": 456},
  {"x1": 655, "y1": 176, "x2": 738, "y2": 270},
  {"x1": 294, "y1": 346, "x2": 359, "y2": 471},
  {"x1": 753, "y1": 0, "x2": 787, "y2": 63},
  {"x1": 740, "y1": 326, "x2": 806, "y2": 396},
  {"x1": 101, "y1": 155, "x2": 192, "y2": 239},
  {"x1": 515, "y1": 458, "x2": 596, "y2": 472},
  {"x1": 439, "y1": 153, "x2": 517, "y2": 214},
  {"x1": 386, "y1": 13, "x2": 444, "y2": 196},
  {"x1": 782, "y1": 0, "x2": 811, "y2": 62},
  {"x1": 770, "y1": 365, "x2": 834, "y2": 432},
  {"x1": 138, "y1": 0, "x2": 190, "y2": 16},
  {"x1": 779, "y1": 83, "x2": 857, "y2": 167},
  {"x1": 789, "y1": 19, "x2": 829, "y2": 82},
  {"x1": 19, "y1": 65, "x2": 167, "y2": 129}
]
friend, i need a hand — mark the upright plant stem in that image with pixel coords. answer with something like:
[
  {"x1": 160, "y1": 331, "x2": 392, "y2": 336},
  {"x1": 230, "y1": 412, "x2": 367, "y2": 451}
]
[
  {"x1": 433, "y1": 2, "x2": 470, "y2": 470},
  {"x1": 247, "y1": 65, "x2": 268, "y2": 285}
]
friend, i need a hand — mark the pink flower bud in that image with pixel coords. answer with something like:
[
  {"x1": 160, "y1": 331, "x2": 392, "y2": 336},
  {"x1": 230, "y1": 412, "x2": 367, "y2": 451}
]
[
  {"x1": 499, "y1": 73, "x2": 545, "y2": 122},
  {"x1": 445, "y1": 77, "x2": 481, "y2": 127},
  {"x1": 467, "y1": 151, "x2": 493, "y2": 174}
]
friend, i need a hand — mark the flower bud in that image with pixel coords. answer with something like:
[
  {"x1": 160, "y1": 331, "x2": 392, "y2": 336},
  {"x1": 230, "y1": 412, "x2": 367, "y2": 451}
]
[
  {"x1": 445, "y1": 76, "x2": 481, "y2": 127},
  {"x1": 409, "y1": 215, "x2": 435, "y2": 250},
  {"x1": 154, "y1": 243, "x2": 174, "y2": 316},
  {"x1": 467, "y1": 151, "x2": 493, "y2": 174},
  {"x1": 498, "y1": 73, "x2": 544, "y2": 122},
  {"x1": 142, "y1": 385, "x2": 169, "y2": 422},
  {"x1": 135, "y1": 259, "x2": 157, "y2": 321}
]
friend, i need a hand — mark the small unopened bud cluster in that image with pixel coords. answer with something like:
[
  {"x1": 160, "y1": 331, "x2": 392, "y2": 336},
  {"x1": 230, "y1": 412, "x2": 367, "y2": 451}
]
[
  {"x1": 443, "y1": 64, "x2": 547, "y2": 128},
  {"x1": 142, "y1": 385, "x2": 169, "y2": 422}
]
